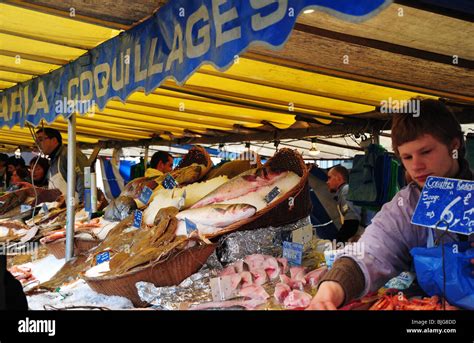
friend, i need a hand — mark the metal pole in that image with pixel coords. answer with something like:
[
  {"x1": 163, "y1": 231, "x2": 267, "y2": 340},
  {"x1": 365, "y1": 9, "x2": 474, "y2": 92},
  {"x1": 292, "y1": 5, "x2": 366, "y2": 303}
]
[
  {"x1": 144, "y1": 145, "x2": 149, "y2": 171},
  {"x1": 65, "y1": 113, "x2": 76, "y2": 261}
]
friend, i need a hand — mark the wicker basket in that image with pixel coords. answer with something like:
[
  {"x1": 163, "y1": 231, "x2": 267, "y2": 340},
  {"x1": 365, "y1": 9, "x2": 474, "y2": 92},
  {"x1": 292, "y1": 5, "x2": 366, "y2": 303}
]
[
  {"x1": 84, "y1": 242, "x2": 216, "y2": 307},
  {"x1": 176, "y1": 145, "x2": 213, "y2": 179},
  {"x1": 44, "y1": 237, "x2": 100, "y2": 260},
  {"x1": 206, "y1": 148, "x2": 312, "y2": 239}
]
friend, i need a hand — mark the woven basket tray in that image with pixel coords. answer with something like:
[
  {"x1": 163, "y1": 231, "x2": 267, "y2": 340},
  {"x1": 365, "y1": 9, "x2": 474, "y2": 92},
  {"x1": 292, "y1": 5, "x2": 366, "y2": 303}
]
[
  {"x1": 84, "y1": 242, "x2": 216, "y2": 307},
  {"x1": 176, "y1": 145, "x2": 213, "y2": 179},
  {"x1": 44, "y1": 237, "x2": 100, "y2": 260},
  {"x1": 206, "y1": 148, "x2": 312, "y2": 239}
]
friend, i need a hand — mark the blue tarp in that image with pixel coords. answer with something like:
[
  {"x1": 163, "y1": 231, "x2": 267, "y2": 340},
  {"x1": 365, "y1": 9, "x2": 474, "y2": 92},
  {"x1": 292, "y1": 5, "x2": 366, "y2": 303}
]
[{"x1": 0, "y1": 0, "x2": 391, "y2": 128}]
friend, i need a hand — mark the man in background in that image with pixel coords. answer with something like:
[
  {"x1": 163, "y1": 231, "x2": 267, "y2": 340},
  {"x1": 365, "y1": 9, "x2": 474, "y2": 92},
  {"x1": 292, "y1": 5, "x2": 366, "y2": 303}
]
[
  {"x1": 145, "y1": 151, "x2": 173, "y2": 177},
  {"x1": 326, "y1": 165, "x2": 361, "y2": 242},
  {"x1": 35, "y1": 128, "x2": 88, "y2": 202}
]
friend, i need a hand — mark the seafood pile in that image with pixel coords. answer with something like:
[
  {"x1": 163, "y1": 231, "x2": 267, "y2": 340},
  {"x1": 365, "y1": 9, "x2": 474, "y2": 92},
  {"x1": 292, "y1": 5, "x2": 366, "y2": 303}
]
[
  {"x1": 39, "y1": 217, "x2": 114, "y2": 245},
  {"x1": 369, "y1": 294, "x2": 459, "y2": 310},
  {"x1": 99, "y1": 207, "x2": 191, "y2": 276},
  {"x1": 174, "y1": 167, "x2": 301, "y2": 237},
  {"x1": 0, "y1": 220, "x2": 31, "y2": 242},
  {"x1": 8, "y1": 265, "x2": 37, "y2": 286},
  {"x1": 190, "y1": 254, "x2": 327, "y2": 310},
  {"x1": 119, "y1": 164, "x2": 205, "y2": 207}
]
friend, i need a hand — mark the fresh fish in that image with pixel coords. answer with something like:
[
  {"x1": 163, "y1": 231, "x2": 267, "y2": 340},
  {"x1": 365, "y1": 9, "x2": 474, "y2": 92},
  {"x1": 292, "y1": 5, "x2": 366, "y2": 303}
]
[
  {"x1": 176, "y1": 204, "x2": 256, "y2": 236},
  {"x1": 219, "y1": 265, "x2": 237, "y2": 277},
  {"x1": 121, "y1": 177, "x2": 158, "y2": 199},
  {"x1": 104, "y1": 196, "x2": 137, "y2": 221},
  {"x1": 0, "y1": 189, "x2": 28, "y2": 215},
  {"x1": 172, "y1": 164, "x2": 204, "y2": 185},
  {"x1": 240, "y1": 271, "x2": 253, "y2": 288},
  {"x1": 274, "y1": 283, "x2": 292, "y2": 304},
  {"x1": 250, "y1": 269, "x2": 268, "y2": 286},
  {"x1": 283, "y1": 290, "x2": 312, "y2": 309},
  {"x1": 262, "y1": 257, "x2": 280, "y2": 280},
  {"x1": 244, "y1": 254, "x2": 266, "y2": 270},
  {"x1": 191, "y1": 167, "x2": 291, "y2": 209},
  {"x1": 238, "y1": 285, "x2": 270, "y2": 300},
  {"x1": 304, "y1": 266, "x2": 328, "y2": 288}
]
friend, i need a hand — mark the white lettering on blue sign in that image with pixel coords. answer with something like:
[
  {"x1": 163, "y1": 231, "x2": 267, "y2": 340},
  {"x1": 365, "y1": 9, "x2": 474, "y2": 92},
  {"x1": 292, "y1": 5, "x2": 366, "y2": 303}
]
[
  {"x1": 264, "y1": 186, "x2": 281, "y2": 204},
  {"x1": 282, "y1": 241, "x2": 303, "y2": 265},
  {"x1": 412, "y1": 176, "x2": 473, "y2": 235},
  {"x1": 96, "y1": 251, "x2": 110, "y2": 264},
  {"x1": 0, "y1": 0, "x2": 390, "y2": 128},
  {"x1": 139, "y1": 186, "x2": 153, "y2": 204},
  {"x1": 162, "y1": 174, "x2": 178, "y2": 190},
  {"x1": 133, "y1": 210, "x2": 143, "y2": 229}
]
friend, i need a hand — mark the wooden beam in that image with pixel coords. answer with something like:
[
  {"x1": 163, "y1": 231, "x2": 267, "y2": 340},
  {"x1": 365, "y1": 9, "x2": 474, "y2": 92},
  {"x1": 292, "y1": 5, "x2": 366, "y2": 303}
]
[
  {"x1": 395, "y1": 0, "x2": 474, "y2": 22},
  {"x1": 247, "y1": 30, "x2": 474, "y2": 101},
  {"x1": 293, "y1": 23, "x2": 474, "y2": 69},
  {"x1": 11, "y1": 0, "x2": 166, "y2": 27},
  {"x1": 78, "y1": 120, "x2": 385, "y2": 149}
]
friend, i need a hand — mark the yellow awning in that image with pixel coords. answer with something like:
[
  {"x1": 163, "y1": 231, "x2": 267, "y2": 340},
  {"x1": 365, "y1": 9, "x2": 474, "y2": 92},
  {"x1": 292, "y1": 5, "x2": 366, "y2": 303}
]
[{"x1": 0, "y1": 2, "x2": 439, "y2": 150}]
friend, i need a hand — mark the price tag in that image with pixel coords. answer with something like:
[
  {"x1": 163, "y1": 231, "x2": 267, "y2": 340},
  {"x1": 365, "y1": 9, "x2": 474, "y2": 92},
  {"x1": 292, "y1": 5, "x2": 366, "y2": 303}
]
[
  {"x1": 411, "y1": 176, "x2": 474, "y2": 235},
  {"x1": 96, "y1": 251, "x2": 110, "y2": 264},
  {"x1": 184, "y1": 218, "x2": 197, "y2": 235},
  {"x1": 133, "y1": 210, "x2": 143, "y2": 229},
  {"x1": 282, "y1": 241, "x2": 303, "y2": 266},
  {"x1": 264, "y1": 186, "x2": 281, "y2": 204},
  {"x1": 292, "y1": 224, "x2": 313, "y2": 250},
  {"x1": 20, "y1": 204, "x2": 32, "y2": 213},
  {"x1": 84, "y1": 189, "x2": 91, "y2": 212},
  {"x1": 162, "y1": 174, "x2": 178, "y2": 190},
  {"x1": 209, "y1": 275, "x2": 239, "y2": 302},
  {"x1": 138, "y1": 186, "x2": 153, "y2": 205}
]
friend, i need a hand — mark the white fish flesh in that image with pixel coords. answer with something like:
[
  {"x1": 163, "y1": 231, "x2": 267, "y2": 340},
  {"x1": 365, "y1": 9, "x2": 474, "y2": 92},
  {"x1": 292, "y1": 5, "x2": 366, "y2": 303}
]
[
  {"x1": 176, "y1": 203, "x2": 256, "y2": 236},
  {"x1": 192, "y1": 168, "x2": 298, "y2": 209}
]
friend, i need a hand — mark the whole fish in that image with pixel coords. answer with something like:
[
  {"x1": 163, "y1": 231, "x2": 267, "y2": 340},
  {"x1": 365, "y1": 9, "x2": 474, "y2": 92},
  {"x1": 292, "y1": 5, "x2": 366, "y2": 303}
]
[
  {"x1": 176, "y1": 203, "x2": 256, "y2": 236},
  {"x1": 191, "y1": 168, "x2": 289, "y2": 209},
  {"x1": 0, "y1": 189, "x2": 28, "y2": 215}
]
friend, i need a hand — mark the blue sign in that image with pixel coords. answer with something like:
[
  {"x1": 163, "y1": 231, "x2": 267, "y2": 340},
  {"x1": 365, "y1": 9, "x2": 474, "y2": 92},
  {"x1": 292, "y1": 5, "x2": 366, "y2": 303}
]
[
  {"x1": 138, "y1": 186, "x2": 153, "y2": 204},
  {"x1": 133, "y1": 210, "x2": 143, "y2": 229},
  {"x1": 96, "y1": 251, "x2": 110, "y2": 264},
  {"x1": 162, "y1": 174, "x2": 178, "y2": 190},
  {"x1": 0, "y1": 0, "x2": 391, "y2": 128},
  {"x1": 84, "y1": 189, "x2": 91, "y2": 212},
  {"x1": 282, "y1": 241, "x2": 303, "y2": 266},
  {"x1": 185, "y1": 218, "x2": 198, "y2": 235},
  {"x1": 411, "y1": 176, "x2": 474, "y2": 235}
]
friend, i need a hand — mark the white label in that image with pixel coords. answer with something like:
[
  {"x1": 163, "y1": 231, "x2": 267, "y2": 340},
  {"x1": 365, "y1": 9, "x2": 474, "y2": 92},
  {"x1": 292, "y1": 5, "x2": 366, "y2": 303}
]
[
  {"x1": 292, "y1": 224, "x2": 313, "y2": 249},
  {"x1": 209, "y1": 275, "x2": 239, "y2": 302}
]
